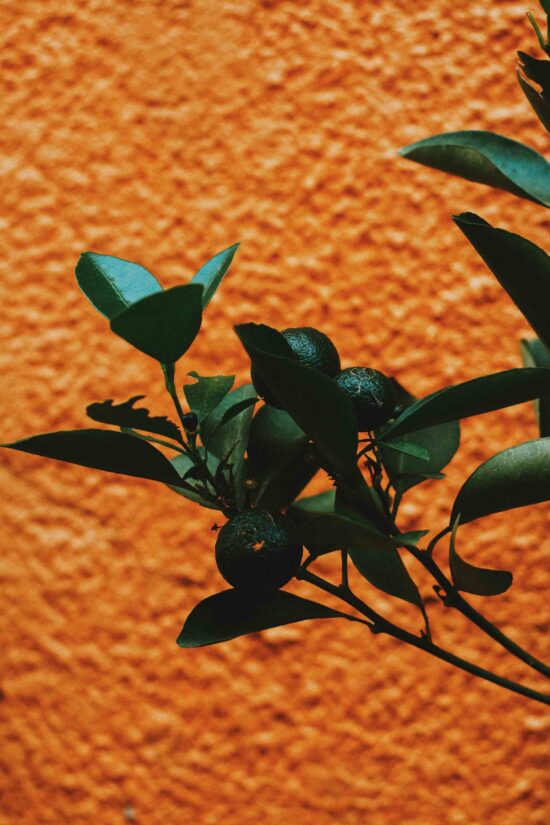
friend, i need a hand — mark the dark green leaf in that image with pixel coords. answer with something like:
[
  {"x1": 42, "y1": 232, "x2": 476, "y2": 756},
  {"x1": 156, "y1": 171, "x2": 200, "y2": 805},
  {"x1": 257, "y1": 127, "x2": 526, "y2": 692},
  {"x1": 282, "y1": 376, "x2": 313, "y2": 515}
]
[
  {"x1": 518, "y1": 51, "x2": 550, "y2": 95},
  {"x1": 216, "y1": 396, "x2": 258, "y2": 430},
  {"x1": 235, "y1": 324, "x2": 358, "y2": 478},
  {"x1": 394, "y1": 530, "x2": 430, "y2": 548},
  {"x1": 378, "y1": 378, "x2": 460, "y2": 493},
  {"x1": 452, "y1": 437, "x2": 550, "y2": 524},
  {"x1": 288, "y1": 489, "x2": 336, "y2": 525},
  {"x1": 518, "y1": 70, "x2": 550, "y2": 132},
  {"x1": 190, "y1": 243, "x2": 240, "y2": 308},
  {"x1": 183, "y1": 372, "x2": 235, "y2": 424},
  {"x1": 177, "y1": 588, "x2": 347, "y2": 648},
  {"x1": 376, "y1": 439, "x2": 430, "y2": 461},
  {"x1": 86, "y1": 396, "x2": 182, "y2": 443},
  {"x1": 454, "y1": 214, "x2": 550, "y2": 351},
  {"x1": 201, "y1": 384, "x2": 257, "y2": 460},
  {"x1": 520, "y1": 338, "x2": 550, "y2": 436},
  {"x1": 299, "y1": 512, "x2": 422, "y2": 607},
  {"x1": 400, "y1": 131, "x2": 550, "y2": 206},
  {"x1": 110, "y1": 284, "x2": 203, "y2": 363},
  {"x1": 248, "y1": 406, "x2": 319, "y2": 511},
  {"x1": 449, "y1": 516, "x2": 512, "y2": 596},
  {"x1": 75, "y1": 252, "x2": 163, "y2": 319},
  {"x1": 168, "y1": 453, "x2": 221, "y2": 510},
  {"x1": 383, "y1": 368, "x2": 550, "y2": 439},
  {"x1": 3, "y1": 429, "x2": 182, "y2": 486}
]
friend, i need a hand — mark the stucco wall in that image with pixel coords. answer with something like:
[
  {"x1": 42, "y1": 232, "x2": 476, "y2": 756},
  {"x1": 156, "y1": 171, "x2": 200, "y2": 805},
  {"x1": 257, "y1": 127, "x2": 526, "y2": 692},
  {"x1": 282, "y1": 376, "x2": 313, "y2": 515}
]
[{"x1": 1, "y1": 1, "x2": 549, "y2": 823}]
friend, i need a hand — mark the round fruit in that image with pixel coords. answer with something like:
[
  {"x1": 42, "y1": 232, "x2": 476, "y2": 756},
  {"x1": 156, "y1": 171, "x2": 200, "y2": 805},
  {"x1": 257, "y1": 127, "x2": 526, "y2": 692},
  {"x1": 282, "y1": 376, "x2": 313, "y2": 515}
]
[
  {"x1": 215, "y1": 510, "x2": 303, "y2": 590},
  {"x1": 252, "y1": 326, "x2": 341, "y2": 407},
  {"x1": 334, "y1": 367, "x2": 396, "y2": 431}
]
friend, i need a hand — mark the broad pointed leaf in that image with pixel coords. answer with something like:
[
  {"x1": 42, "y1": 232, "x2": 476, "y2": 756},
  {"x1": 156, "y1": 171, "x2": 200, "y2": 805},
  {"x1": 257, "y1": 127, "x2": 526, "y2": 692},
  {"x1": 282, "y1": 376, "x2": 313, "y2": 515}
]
[
  {"x1": 518, "y1": 70, "x2": 550, "y2": 132},
  {"x1": 3, "y1": 429, "x2": 182, "y2": 486},
  {"x1": 400, "y1": 131, "x2": 550, "y2": 206},
  {"x1": 190, "y1": 243, "x2": 240, "y2": 308},
  {"x1": 177, "y1": 588, "x2": 347, "y2": 648},
  {"x1": 184, "y1": 373, "x2": 235, "y2": 423},
  {"x1": 235, "y1": 324, "x2": 358, "y2": 478},
  {"x1": 247, "y1": 406, "x2": 319, "y2": 511},
  {"x1": 449, "y1": 517, "x2": 512, "y2": 596},
  {"x1": 75, "y1": 252, "x2": 163, "y2": 319},
  {"x1": 452, "y1": 437, "x2": 550, "y2": 524},
  {"x1": 382, "y1": 368, "x2": 550, "y2": 439},
  {"x1": 201, "y1": 384, "x2": 257, "y2": 460},
  {"x1": 299, "y1": 512, "x2": 422, "y2": 607},
  {"x1": 86, "y1": 396, "x2": 182, "y2": 443},
  {"x1": 520, "y1": 338, "x2": 550, "y2": 436},
  {"x1": 110, "y1": 284, "x2": 203, "y2": 363},
  {"x1": 454, "y1": 214, "x2": 550, "y2": 350},
  {"x1": 378, "y1": 379, "x2": 460, "y2": 492}
]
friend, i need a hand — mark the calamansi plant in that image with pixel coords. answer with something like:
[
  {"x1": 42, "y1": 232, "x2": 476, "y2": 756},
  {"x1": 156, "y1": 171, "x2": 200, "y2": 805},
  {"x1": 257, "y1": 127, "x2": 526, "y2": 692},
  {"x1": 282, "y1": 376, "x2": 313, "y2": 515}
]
[{"x1": 4, "y1": 2, "x2": 550, "y2": 706}]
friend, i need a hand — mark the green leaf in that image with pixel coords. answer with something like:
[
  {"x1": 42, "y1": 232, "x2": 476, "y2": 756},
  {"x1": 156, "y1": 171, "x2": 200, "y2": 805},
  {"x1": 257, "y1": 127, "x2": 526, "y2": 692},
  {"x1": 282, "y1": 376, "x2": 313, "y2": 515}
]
[
  {"x1": 3, "y1": 429, "x2": 183, "y2": 486},
  {"x1": 177, "y1": 588, "x2": 347, "y2": 648},
  {"x1": 454, "y1": 214, "x2": 550, "y2": 351},
  {"x1": 288, "y1": 489, "x2": 336, "y2": 525},
  {"x1": 379, "y1": 379, "x2": 460, "y2": 493},
  {"x1": 382, "y1": 368, "x2": 550, "y2": 440},
  {"x1": 201, "y1": 384, "x2": 257, "y2": 460},
  {"x1": 299, "y1": 512, "x2": 422, "y2": 607},
  {"x1": 215, "y1": 396, "x2": 258, "y2": 430},
  {"x1": 449, "y1": 516, "x2": 512, "y2": 596},
  {"x1": 235, "y1": 324, "x2": 358, "y2": 478},
  {"x1": 520, "y1": 338, "x2": 550, "y2": 436},
  {"x1": 110, "y1": 284, "x2": 203, "y2": 364},
  {"x1": 400, "y1": 131, "x2": 550, "y2": 206},
  {"x1": 376, "y1": 439, "x2": 430, "y2": 461},
  {"x1": 517, "y1": 70, "x2": 550, "y2": 132},
  {"x1": 394, "y1": 530, "x2": 430, "y2": 548},
  {"x1": 75, "y1": 252, "x2": 163, "y2": 319},
  {"x1": 184, "y1": 373, "x2": 235, "y2": 424},
  {"x1": 168, "y1": 453, "x2": 221, "y2": 510},
  {"x1": 190, "y1": 243, "x2": 240, "y2": 308},
  {"x1": 247, "y1": 406, "x2": 319, "y2": 511},
  {"x1": 86, "y1": 396, "x2": 182, "y2": 443},
  {"x1": 451, "y1": 437, "x2": 550, "y2": 524},
  {"x1": 518, "y1": 51, "x2": 550, "y2": 96}
]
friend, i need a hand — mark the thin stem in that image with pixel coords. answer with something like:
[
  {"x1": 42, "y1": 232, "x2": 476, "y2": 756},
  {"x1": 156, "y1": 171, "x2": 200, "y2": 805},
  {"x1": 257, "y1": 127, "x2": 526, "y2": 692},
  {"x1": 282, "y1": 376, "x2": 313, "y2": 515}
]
[
  {"x1": 298, "y1": 568, "x2": 550, "y2": 706},
  {"x1": 341, "y1": 550, "x2": 349, "y2": 589},
  {"x1": 409, "y1": 545, "x2": 550, "y2": 681}
]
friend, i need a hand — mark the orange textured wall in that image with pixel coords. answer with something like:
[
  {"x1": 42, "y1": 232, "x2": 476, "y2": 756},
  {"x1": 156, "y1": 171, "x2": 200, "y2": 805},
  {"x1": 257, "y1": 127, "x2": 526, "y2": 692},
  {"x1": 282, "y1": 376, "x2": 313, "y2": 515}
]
[{"x1": 1, "y1": 1, "x2": 549, "y2": 823}]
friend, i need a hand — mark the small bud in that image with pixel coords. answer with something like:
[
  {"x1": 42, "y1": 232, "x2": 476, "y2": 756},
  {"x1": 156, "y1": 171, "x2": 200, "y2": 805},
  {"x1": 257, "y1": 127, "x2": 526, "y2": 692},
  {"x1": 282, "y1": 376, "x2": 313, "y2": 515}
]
[
  {"x1": 244, "y1": 478, "x2": 258, "y2": 490},
  {"x1": 182, "y1": 412, "x2": 198, "y2": 432}
]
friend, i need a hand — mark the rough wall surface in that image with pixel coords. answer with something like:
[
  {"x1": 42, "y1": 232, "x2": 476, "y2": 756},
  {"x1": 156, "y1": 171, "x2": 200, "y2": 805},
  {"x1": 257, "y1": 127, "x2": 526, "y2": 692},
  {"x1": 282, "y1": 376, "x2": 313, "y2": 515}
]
[{"x1": 0, "y1": 1, "x2": 549, "y2": 823}]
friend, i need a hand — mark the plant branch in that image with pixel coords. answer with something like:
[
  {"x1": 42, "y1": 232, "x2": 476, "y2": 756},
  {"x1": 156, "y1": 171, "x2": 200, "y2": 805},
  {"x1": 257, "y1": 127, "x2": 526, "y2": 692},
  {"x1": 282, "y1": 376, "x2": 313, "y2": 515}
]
[{"x1": 298, "y1": 567, "x2": 550, "y2": 706}]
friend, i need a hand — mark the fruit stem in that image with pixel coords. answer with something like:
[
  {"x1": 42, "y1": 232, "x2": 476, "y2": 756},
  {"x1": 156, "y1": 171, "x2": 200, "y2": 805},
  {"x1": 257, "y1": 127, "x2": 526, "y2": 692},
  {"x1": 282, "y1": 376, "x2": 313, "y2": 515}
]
[{"x1": 298, "y1": 568, "x2": 550, "y2": 706}]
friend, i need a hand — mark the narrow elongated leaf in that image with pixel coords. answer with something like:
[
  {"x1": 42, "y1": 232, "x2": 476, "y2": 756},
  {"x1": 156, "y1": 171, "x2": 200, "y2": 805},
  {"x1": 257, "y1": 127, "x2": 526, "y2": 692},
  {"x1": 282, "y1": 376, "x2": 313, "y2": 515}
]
[
  {"x1": 520, "y1": 338, "x2": 550, "y2": 436},
  {"x1": 3, "y1": 429, "x2": 182, "y2": 486},
  {"x1": 452, "y1": 437, "x2": 550, "y2": 524},
  {"x1": 288, "y1": 490, "x2": 336, "y2": 525},
  {"x1": 454, "y1": 214, "x2": 550, "y2": 350},
  {"x1": 377, "y1": 439, "x2": 430, "y2": 461},
  {"x1": 382, "y1": 368, "x2": 550, "y2": 439},
  {"x1": 518, "y1": 70, "x2": 550, "y2": 132},
  {"x1": 299, "y1": 513, "x2": 422, "y2": 607},
  {"x1": 449, "y1": 517, "x2": 512, "y2": 596},
  {"x1": 183, "y1": 373, "x2": 235, "y2": 423},
  {"x1": 247, "y1": 406, "x2": 319, "y2": 511},
  {"x1": 110, "y1": 284, "x2": 203, "y2": 363},
  {"x1": 235, "y1": 324, "x2": 358, "y2": 478},
  {"x1": 378, "y1": 379, "x2": 460, "y2": 492},
  {"x1": 201, "y1": 384, "x2": 257, "y2": 460},
  {"x1": 75, "y1": 252, "x2": 163, "y2": 319},
  {"x1": 216, "y1": 396, "x2": 258, "y2": 430},
  {"x1": 86, "y1": 396, "x2": 182, "y2": 443},
  {"x1": 394, "y1": 530, "x2": 430, "y2": 548},
  {"x1": 190, "y1": 243, "x2": 240, "y2": 308},
  {"x1": 400, "y1": 131, "x2": 550, "y2": 206},
  {"x1": 168, "y1": 453, "x2": 221, "y2": 510},
  {"x1": 177, "y1": 588, "x2": 346, "y2": 648}
]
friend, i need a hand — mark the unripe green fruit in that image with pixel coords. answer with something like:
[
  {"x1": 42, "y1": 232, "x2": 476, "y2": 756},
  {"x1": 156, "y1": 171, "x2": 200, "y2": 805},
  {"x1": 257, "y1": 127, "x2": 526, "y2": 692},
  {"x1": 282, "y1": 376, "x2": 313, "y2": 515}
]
[
  {"x1": 252, "y1": 326, "x2": 341, "y2": 408},
  {"x1": 334, "y1": 367, "x2": 396, "y2": 431},
  {"x1": 215, "y1": 511, "x2": 303, "y2": 590}
]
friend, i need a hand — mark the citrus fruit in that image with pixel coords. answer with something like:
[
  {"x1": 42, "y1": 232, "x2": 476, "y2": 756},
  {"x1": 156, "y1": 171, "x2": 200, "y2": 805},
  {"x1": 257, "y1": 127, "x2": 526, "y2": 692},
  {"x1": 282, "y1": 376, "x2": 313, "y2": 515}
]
[
  {"x1": 252, "y1": 326, "x2": 341, "y2": 407},
  {"x1": 334, "y1": 366, "x2": 396, "y2": 431},
  {"x1": 215, "y1": 510, "x2": 303, "y2": 590}
]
